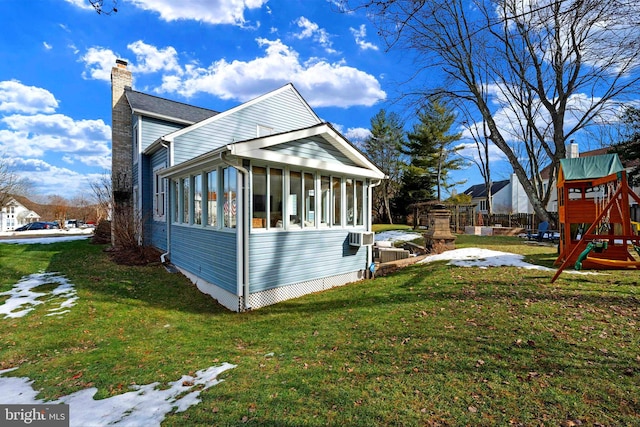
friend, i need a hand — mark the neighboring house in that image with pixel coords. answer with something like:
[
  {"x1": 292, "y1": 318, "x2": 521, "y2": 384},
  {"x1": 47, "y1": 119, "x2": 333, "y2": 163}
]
[
  {"x1": 464, "y1": 143, "x2": 640, "y2": 218},
  {"x1": 0, "y1": 197, "x2": 40, "y2": 232},
  {"x1": 540, "y1": 144, "x2": 640, "y2": 216},
  {"x1": 463, "y1": 175, "x2": 533, "y2": 215},
  {"x1": 111, "y1": 60, "x2": 385, "y2": 312}
]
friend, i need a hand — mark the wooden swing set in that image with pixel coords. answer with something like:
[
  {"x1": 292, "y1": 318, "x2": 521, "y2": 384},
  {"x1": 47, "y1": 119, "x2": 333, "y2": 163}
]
[{"x1": 551, "y1": 154, "x2": 640, "y2": 283}]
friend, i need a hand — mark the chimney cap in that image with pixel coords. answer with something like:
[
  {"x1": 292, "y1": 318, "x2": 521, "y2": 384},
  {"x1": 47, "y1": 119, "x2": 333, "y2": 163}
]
[{"x1": 116, "y1": 59, "x2": 128, "y2": 68}]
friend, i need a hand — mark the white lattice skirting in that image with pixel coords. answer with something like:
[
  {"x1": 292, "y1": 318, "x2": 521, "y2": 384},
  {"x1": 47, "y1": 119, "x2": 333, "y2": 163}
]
[
  {"x1": 247, "y1": 270, "x2": 364, "y2": 310},
  {"x1": 178, "y1": 267, "x2": 365, "y2": 312}
]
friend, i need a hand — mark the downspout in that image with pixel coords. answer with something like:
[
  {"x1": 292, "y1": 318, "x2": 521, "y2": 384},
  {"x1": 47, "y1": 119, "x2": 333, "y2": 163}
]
[
  {"x1": 368, "y1": 179, "x2": 382, "y2": 278},
  {"x1": 160, "y1": 140, "x2": 171, "y2": 265},
  {"x1": 221, "y1": 151, "x2": 251, "y2": 311}
]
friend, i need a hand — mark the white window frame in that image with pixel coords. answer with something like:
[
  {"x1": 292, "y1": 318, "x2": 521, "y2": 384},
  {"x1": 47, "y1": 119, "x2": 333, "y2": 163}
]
[{"x1": 153, "y1": 165, "x2": 166, "y2": 221}]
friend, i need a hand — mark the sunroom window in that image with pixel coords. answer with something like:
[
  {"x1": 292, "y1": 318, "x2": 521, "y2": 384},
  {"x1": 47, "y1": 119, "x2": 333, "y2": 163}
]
[
  {"x1": 356, "y1": 180, "x2": 364, "y2": 226},
  {"x1": 193, "y1": 174, "x2": 202, "y2": 225},
  {"x1": 252, "y1": 166, "x2": 267, "y2": 228},
  {"x1": 271, "y1": 168, "x2": 283, "y2": 228},
  {"x1": 321, "y1": 175, "x2": 330, "y2": 226},
  {"x1": 304, "y1": 172, "x2": 315, "y2": 226},
  {"x1": 207, "y1": 169, "x2": 218, "y2": 227},
  {"x1": 332, "y1": 177, "x2": 342, "y2": 226},
  {"x1": 182, "y1": 177, "x2": 190, "y2": 224},
  {"x1": 223, "y1": 167, "x2": 237, "y2": 228},
  {"x1": 289, "y1": 171, "x2": 303, "y2": 228}
]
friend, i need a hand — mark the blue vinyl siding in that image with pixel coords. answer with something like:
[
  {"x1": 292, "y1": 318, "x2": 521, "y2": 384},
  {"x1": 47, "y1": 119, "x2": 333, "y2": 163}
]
[
  {"x1": 173, "y1": 88, "x2": 320, "y2": 165},
  {"x1": 248, "y1": 229, "x2": 366, "y2": 292},
  {"x1": 171, "y1": 227, "x2": 238, "y2": 294},
  {"x1": 265, "y1": 136, "x2": 358, "y2": 166},
  {"x1": 141, "y1": 117, "x2": 184, "y2": 150},
  {"x1": 144, "y1": 150, "x2": 169, "y2": 250}
]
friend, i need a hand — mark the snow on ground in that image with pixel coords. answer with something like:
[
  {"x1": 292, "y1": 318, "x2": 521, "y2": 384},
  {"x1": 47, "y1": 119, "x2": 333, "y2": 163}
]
[
  {"x1": 419, "y1": 247, "x2": 552, "y2": 270},
  {"x1": 0, "y1": 235, "x2": 91, "y2": 245},
  {"x1": 0, "y1": 272, "x2": 78, "y2": 319},
  {"x1": 375, "y1": 230, "x2": 422, "y2": 242},
  {"x1": 0, "y1": 363, "x2": 236, "y2": 427}
]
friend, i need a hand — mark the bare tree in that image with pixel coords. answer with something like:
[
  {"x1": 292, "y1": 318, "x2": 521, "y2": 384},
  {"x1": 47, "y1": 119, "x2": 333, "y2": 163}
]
[
  {"x1": 343, "y1": 0, "x2": 640, "y2": 223},
  {"x1": 462, "y1": 117, "x2": 494, "y2": 217},
  {"x1": 90, "y1": 0, "x2": 118, "y2": 15},
  {"x1": 47, "y1": 195, "x2": 69, "y2": 227},
  {"x1": 0, "y1": 156, "x2": 32, "y2": 207},
  {"x1": 89, "y1": 173, "x2": 112, "y2": 223}
]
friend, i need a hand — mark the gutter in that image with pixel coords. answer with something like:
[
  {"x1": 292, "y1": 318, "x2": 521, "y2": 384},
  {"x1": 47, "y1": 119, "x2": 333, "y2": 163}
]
[
  {"x1": 367, "y1": 179, "x2": 383, "y2": 279},
  {"x1": 160, "y1": 140, "x2": 171, "y2": 265},
  {"x1": 220, "y1": 151, "x2": 252, "y2": 311}
]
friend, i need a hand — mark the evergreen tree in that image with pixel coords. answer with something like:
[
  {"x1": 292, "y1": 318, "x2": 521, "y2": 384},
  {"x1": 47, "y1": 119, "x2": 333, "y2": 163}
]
[
  {"x1": 612, "y1": 106, "x2": 640, "y2": 186},
  {"x1": 362, "y1": 110, "x2": 406, "y2": 223},
  {"x1": 402, "y1": 99, "x2": 465, "y2": 204}
]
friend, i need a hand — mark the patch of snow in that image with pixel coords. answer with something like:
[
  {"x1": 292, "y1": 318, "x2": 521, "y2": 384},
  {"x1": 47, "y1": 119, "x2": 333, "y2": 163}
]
[
  {"x1": 419, "y1": 247, "x2": 598, "y2": 275},
  {"x1": 0, "y1": 273, "x2": 77, "y2": 319},
  {"x1": 0, "y1": 235, "x2": 90, "y2": 245},
  {"x1": 375, "y1": 230, "x2": 422, "y2": 243},
  {"x1": 0, "y1": 364, "x2": 236, "y2": 427},
  {"x1": 419, "y1": 247, "x2": 552, "y2": 270}
]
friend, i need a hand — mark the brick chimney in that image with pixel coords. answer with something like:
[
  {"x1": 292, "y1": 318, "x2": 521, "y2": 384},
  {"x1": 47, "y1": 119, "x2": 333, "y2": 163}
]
[{"x1": 111, "y1": 59, "x2": 134, "y2": 247}]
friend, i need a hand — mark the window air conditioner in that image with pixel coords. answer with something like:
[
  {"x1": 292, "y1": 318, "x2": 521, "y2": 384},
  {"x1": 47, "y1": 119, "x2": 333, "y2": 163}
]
[{"x1": 348, "y1": 231, "x2": 375, "y2": 247}]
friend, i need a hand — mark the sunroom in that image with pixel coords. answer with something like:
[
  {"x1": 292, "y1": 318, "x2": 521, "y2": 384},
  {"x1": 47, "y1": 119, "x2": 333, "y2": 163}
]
[{"x1": 157, "y1": 123, "x2": 385, "y2": 311}]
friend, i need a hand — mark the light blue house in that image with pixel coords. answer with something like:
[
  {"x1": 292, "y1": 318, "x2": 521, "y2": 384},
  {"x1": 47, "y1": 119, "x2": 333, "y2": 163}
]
[{"x1": 111, "y1": 60, "x2": 385, "y2": 311}]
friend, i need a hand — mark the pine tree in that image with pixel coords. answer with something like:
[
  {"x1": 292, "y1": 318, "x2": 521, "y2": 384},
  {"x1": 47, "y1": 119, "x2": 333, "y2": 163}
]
[
  {"x1": 402, "y1": 99, "x2": 465, "y2": 203},
  {"x1": 613, "y1": 106, "x2": 640, "y2": 186},
  {"x1": 362, "y1": 110, "x2": 406, "y2": 223}
]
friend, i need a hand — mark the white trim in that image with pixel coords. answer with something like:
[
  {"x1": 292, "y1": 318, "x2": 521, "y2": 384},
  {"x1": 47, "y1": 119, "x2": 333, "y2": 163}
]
[
  {"x1": 152, "y1": 164, "x2": 167, "y2": 221},
  {"x1": 177, "y1": 267, "x2": 243, "y2": 312},
  {"x1": 246, "y1": 271, "x2": 365, "y2": 310},
  {"x1": 229, "y1": 123, "x2": 384, "y2": 178},
  {"x1": 232, "y1": 149, "x2": 384, "y2": 179}
]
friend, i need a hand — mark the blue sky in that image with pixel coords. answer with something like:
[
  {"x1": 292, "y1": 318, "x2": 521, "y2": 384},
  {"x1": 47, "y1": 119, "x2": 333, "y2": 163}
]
[{"x1": 0, "y1": 0, "x2": 526, "y2": 200}]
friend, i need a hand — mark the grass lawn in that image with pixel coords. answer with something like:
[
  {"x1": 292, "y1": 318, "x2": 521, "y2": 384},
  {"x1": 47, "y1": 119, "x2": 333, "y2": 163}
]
[{"x1": 1, "y1": 236, "x2": 639, "y2": 426}]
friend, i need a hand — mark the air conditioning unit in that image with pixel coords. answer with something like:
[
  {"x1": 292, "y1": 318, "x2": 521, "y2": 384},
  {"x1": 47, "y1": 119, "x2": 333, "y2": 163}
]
[{"x1": 348, "y1": 231, "x2": 375, "y2": 247}]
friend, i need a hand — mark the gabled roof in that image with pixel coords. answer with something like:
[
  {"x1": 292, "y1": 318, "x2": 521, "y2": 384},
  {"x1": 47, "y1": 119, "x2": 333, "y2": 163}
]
[
  {"x1": 161, "y1": 83, "x2": 320, "y2": 142},
  {"x1": 229, "y1": 122, "x2": 385, "y2": 179},
  {"x1": 161, "y1": 122, "x2": 386, "y2": 180},
  {"x1": 125, "y1": 89, "x2": 218, "y2": 124},
  {"x1": 463, "y1": 179, "x2": 510, "y2": 198},
  {"x1": 559, "y1": 154, "x2": 625, "y2": 181},
  {"x1": 540, "y1": 147, "x2": 639, "y2": 180}
]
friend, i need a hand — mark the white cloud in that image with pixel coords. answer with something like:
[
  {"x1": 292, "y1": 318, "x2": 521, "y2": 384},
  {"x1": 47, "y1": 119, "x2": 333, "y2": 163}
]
[
  {"x1": 350, "y1": 24, "x2": 379, "y2": 51},
  {"x1": 0, "y1": 114, "x2": 111, "y2": 168},
  {"x1": 43, "y1": 42, "x2": 52, "y2": 50},
  {"x1": 343, "y1": 126, "x2": 371, "y2": 142},
  {"x1": 63, "y1": 0, "x2": 94, "y2": 11},
  {"x1": 0, "y1": 81, "x2": 59, "y2": 114},
  {"x1": 157, "y1": 38, "x2": 385, "y2": 108},
  {"x1": 127, "y1": 41, "x2": 182, "y2": 74},
  {"x1": 126, "y1": 0, "x2": 267, "y2": 26},
  {"x1": 80, "y1": 47, "x2": 119, "y2": 81},
  {"x1": 80, "y1": 41, "x2": 182, "y2": 82},
  {"x1": 293, "y1": 17, "x2": 337, "y2": 54},
  {"x1": 5, "y1": 156, "x2": 107, "y2": 196},
  {"x1": 79, "y1": 38, "x2": 385, "y2": 108}
]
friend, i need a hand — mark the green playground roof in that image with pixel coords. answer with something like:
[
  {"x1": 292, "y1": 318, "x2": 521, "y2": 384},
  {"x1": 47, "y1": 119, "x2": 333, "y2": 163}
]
[{"x1": 559, "y1": 153, "x2": 625, "y2": 181}]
